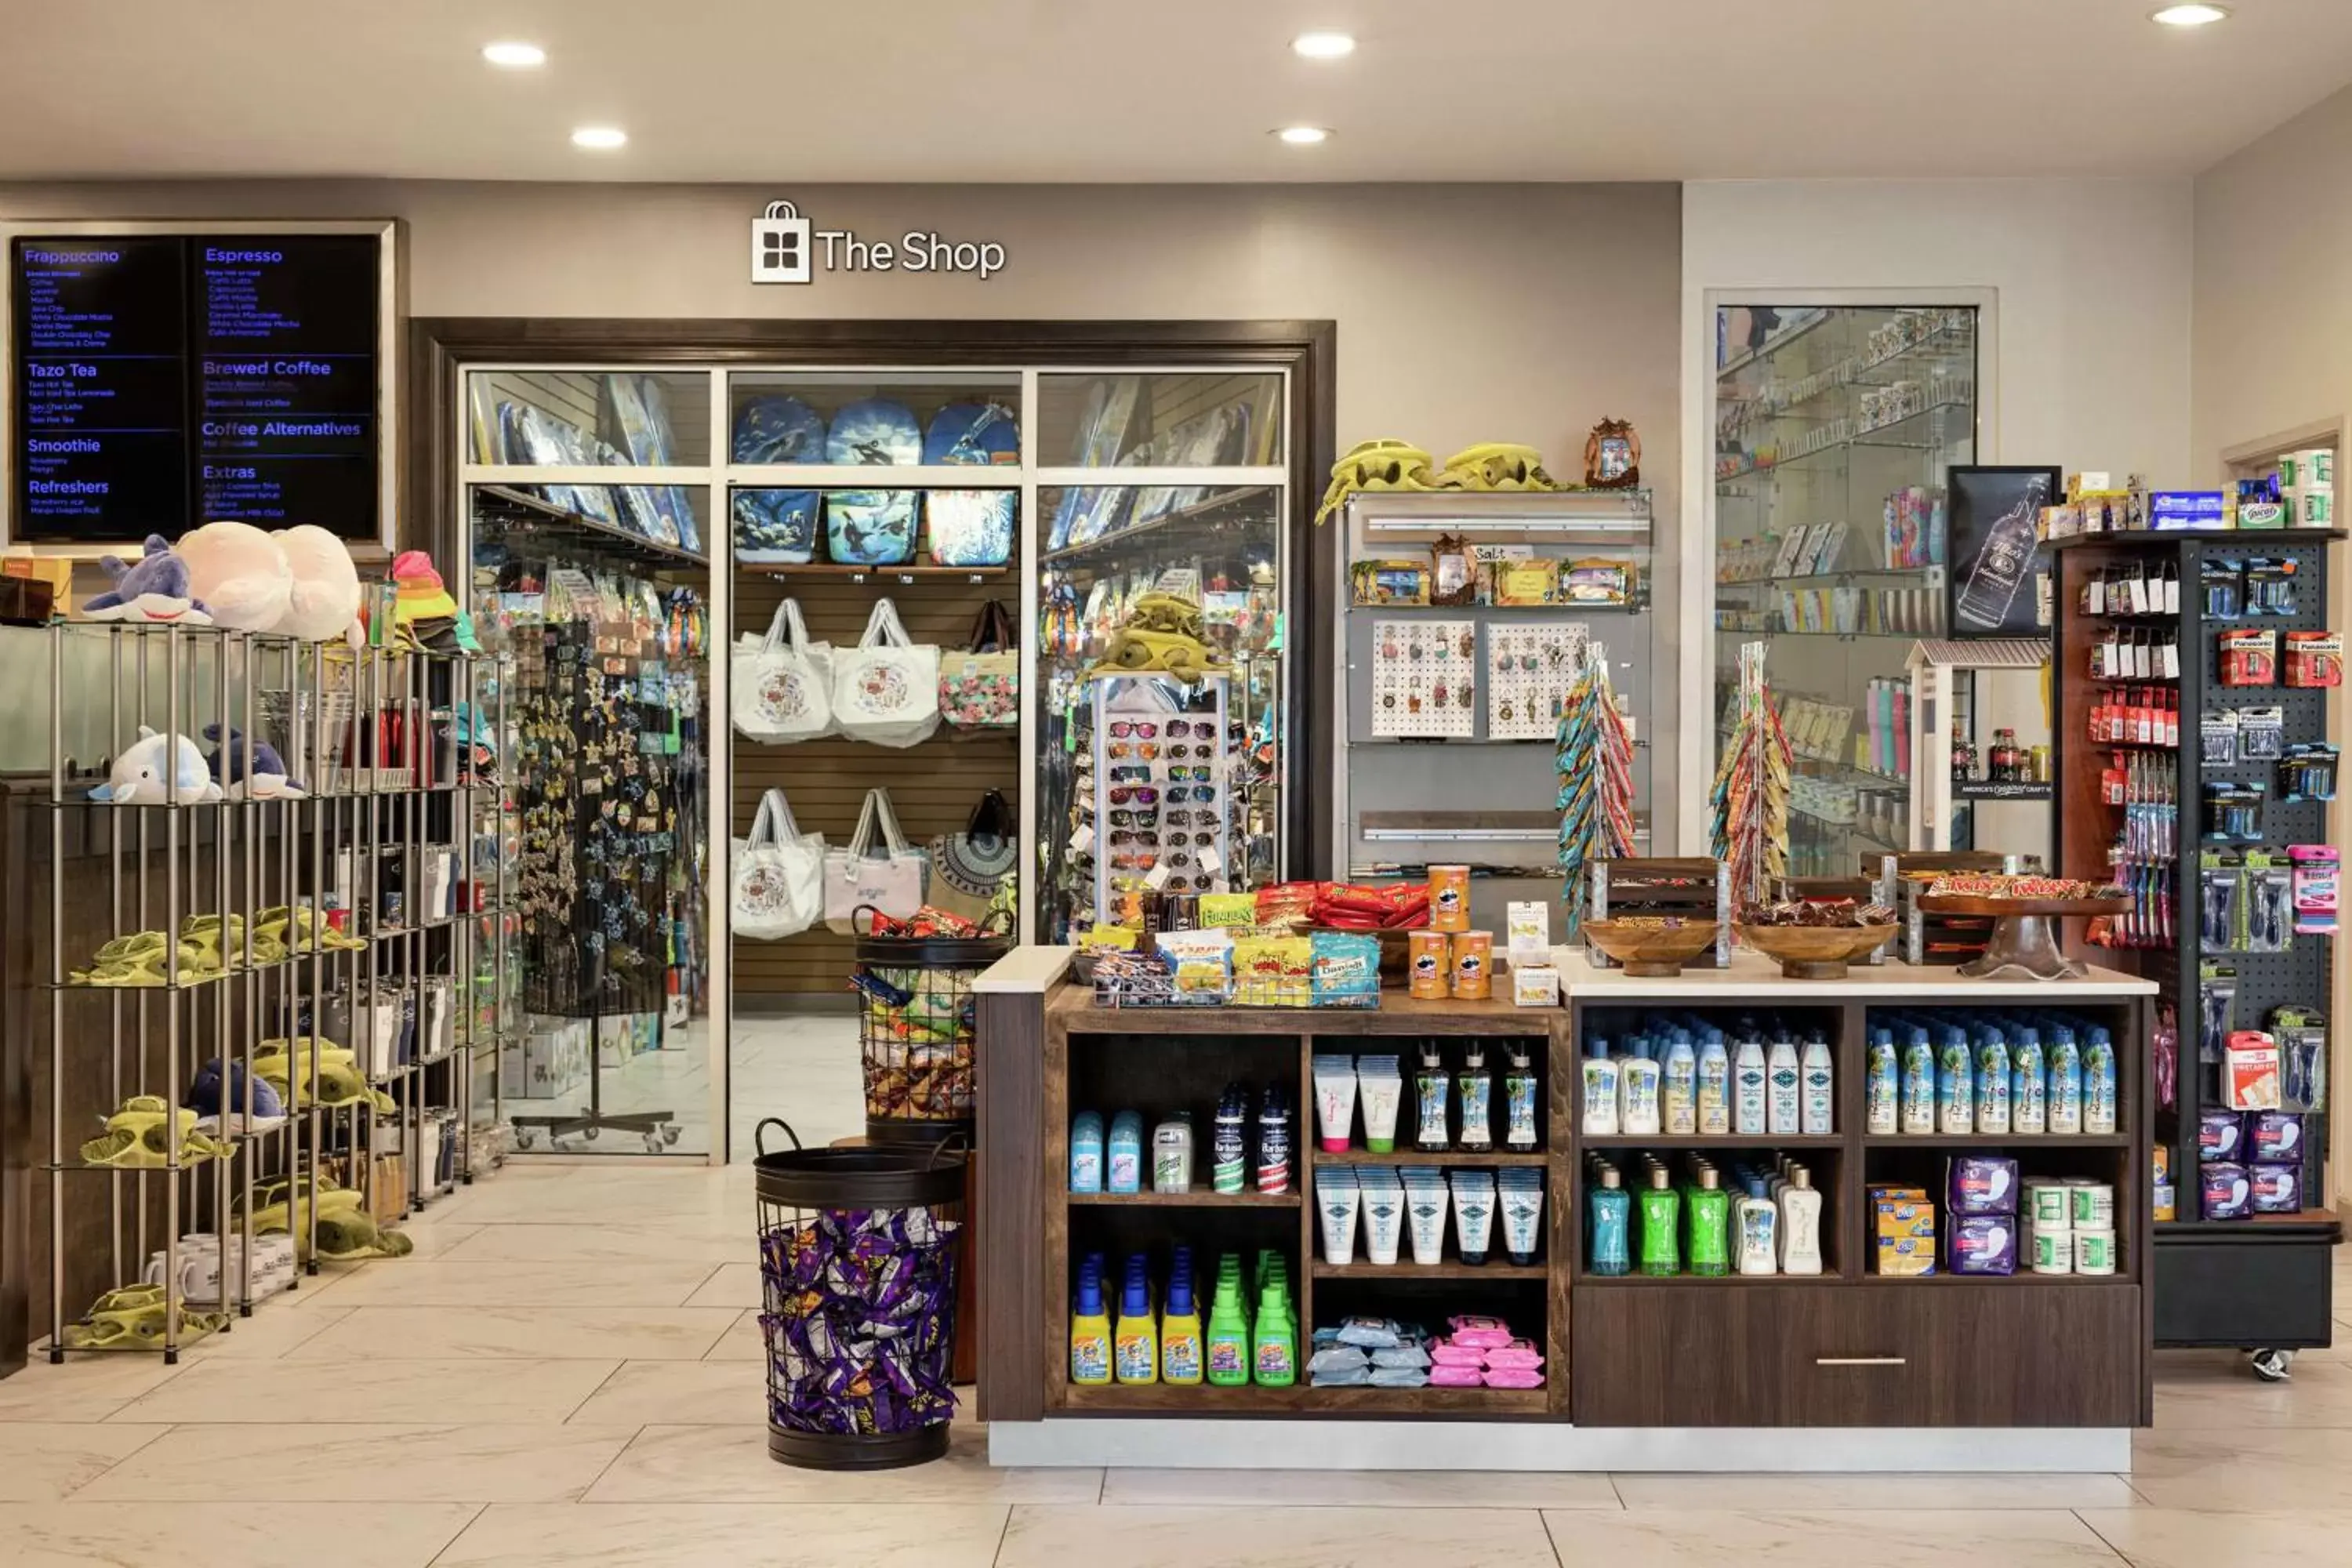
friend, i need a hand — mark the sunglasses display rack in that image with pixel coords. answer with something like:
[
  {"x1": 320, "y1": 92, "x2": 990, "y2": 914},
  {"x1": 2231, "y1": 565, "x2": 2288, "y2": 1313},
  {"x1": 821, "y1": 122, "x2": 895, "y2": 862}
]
[
  {"x1": 1090, "y1": 671, "x2": 1232, "y2": 924},
  {"x1": 2050, "y1": 524, "x2": 2343, "y2": 1368},
  {"x1": 16, "y1": 625, "x2": 515, "y2": 1361}
]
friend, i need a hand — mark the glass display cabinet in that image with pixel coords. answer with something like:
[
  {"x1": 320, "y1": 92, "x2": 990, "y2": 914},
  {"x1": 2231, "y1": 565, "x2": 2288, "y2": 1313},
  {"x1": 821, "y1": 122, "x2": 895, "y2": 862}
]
[{"x1": 1711, "y1": 305, "x2": 1981, "y2": 874}]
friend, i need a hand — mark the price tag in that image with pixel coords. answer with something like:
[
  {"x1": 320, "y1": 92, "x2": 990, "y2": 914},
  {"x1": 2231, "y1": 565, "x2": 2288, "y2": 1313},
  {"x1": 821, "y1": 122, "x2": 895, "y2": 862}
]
[
  {"x1": 1143, "y1": 862, "x2": 1173, "y2": 891},
  {"x1": 1069, "y1": 824, "x2": 1096, "y2": 855},
  {"x1": 1197, "y1": 845, "x2": 1224, "y2": 875}
]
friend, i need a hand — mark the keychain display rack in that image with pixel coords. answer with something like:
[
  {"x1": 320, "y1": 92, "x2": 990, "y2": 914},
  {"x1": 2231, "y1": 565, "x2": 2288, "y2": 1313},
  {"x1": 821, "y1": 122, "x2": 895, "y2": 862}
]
[
  {"x1": 33, "y1": 622, "x2": 510, "y2": 1360},
  {"x1": 2052, "y1": 527, "x2": 2343, "y2": 1368},
  {"x1": 481, "y1": 532, "x2": 707, "y2": 1155}
]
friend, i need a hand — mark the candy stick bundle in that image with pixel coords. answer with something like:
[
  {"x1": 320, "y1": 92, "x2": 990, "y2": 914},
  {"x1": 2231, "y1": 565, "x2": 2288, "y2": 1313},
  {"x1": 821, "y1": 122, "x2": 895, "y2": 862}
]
[
  {"x1": 1555, "y1": 638, "x2": 1638, "y2": 937},
  {"x1": 1709, "y1": 641, "x2": 1791, "y2": 908}
]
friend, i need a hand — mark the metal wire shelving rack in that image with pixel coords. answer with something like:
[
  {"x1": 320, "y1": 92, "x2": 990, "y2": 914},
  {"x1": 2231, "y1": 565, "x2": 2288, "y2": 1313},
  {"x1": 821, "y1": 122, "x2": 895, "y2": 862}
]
[{"x1": 34, "y1": 622, "x2": 514, "y2": 1360}]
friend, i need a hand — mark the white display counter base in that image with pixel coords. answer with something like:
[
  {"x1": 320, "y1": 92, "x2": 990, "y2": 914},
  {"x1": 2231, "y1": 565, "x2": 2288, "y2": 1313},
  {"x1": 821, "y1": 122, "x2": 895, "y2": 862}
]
[{"x1": 988, "y1": 1419, "x2": 2131, "y2": 1472}]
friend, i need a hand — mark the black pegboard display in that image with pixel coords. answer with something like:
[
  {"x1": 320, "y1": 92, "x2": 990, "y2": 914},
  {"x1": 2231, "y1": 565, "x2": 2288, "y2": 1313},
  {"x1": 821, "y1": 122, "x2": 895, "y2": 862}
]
[{"x1": 2052, "y1": 528, "x2": 2342, "y2": 1353}]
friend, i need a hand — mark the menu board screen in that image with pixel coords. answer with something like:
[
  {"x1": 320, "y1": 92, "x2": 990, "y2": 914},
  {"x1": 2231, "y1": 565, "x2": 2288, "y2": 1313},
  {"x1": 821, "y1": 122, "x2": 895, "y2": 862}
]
[{"x1": 11, "y1": 234, "x2": 381, "y2": 544}]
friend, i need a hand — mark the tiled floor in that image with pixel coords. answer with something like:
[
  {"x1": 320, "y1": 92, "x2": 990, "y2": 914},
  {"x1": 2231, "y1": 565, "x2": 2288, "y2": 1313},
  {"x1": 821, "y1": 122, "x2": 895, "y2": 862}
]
[
  {"x1": 507, "y1": 1011, "x2": 862, "y2": 1163},
  {"x1": 2, "y1": 1159, "x2": 2347, "y2": 1566}
]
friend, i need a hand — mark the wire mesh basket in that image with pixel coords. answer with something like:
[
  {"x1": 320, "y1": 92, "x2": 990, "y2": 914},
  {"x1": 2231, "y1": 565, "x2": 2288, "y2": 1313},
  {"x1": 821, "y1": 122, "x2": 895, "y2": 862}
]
[
  {"x1": 753, "y1": 1120, "x2": 964, "y2": 1470},
  {"x1": 851, "y1": 932, "x2": 1007, "y2": 1145}
]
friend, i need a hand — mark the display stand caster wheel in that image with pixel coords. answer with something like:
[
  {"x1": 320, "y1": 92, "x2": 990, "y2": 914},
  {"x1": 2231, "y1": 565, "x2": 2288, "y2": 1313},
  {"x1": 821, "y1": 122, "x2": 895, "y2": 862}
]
[
  {"x1": 662, "y1": 1123, "x2": 681, "y2": 1146},
  {"x1": 585, "y1": 1126, "x2": 601, "y2": 1142},
  {"x1": 2251, "y1": 1348, "x2": 2296, "y2": 1382},
  {"x1": 514, "y1": 1127, "x2": 539, "y2": 1150},
  {"x1": 643, "y1": 1131, "x2": 666, "y2": 1153}
]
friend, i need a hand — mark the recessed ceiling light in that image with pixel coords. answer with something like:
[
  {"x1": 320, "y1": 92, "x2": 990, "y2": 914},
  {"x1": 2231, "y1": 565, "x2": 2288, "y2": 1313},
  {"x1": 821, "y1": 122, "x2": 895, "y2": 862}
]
[
  {"x1": 571, "y1": 125, "x2": 627, "y2": 151},
  {"x1": 481, "y1": 41, "x2": 546, "y2": 68},
  {"x1": 1274, "y1": 125, "x2": 1332, "y2": 145},
  {"x1": 2151, "y1": 4, "x2": 2230, "y2": 25},
  {"x1": 1291, "y1": 31, "x2": 1356, "y2": 60}
]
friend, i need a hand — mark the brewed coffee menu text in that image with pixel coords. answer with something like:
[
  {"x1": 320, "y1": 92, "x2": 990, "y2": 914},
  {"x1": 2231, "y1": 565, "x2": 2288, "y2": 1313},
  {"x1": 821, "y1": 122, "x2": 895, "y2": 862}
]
[{"x1": 11, "y1": 234, "x2": 379, "y2": 543}]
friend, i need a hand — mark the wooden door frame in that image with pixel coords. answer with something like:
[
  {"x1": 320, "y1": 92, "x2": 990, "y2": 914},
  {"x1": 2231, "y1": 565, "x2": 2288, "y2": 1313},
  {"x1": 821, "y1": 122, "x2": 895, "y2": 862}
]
[{"x1": 408, "y1": 315, "x2": 1340, "y2": 877}]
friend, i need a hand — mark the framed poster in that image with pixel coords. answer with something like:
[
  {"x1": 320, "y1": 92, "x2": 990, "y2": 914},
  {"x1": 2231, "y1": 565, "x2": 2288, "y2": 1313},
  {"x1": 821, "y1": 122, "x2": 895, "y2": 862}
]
[{"x1": 1947, "y1": 464, "x2": 2060, "y2": 638}]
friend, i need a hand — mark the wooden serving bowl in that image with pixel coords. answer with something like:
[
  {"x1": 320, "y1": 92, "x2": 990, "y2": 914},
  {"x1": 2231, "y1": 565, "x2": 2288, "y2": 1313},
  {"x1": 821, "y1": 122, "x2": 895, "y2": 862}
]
[
  {"x1": 1736, "y1": 922, "x2": 1900, "y2": 979},
  {"x1": 1582, "y1": 919, "x2": 1719, "y2": 977}
]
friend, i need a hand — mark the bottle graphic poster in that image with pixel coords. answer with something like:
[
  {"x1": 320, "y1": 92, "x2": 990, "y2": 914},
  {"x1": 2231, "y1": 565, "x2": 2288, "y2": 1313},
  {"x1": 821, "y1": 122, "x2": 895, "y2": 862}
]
[{"x1": 1953, "y1": 469, "x2": 2056, "y2": 635}]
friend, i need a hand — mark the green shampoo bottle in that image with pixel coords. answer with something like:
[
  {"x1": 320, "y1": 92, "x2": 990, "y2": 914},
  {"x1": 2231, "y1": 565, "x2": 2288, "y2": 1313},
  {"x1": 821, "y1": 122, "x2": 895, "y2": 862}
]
[
  {"x1": 1251, "y1": 1279, "x2": 1298, "y2": 1385},
  {"x1": 1204, "y1": 1263, "x2": 1250, "y2": 1386},
  {"x1": 1686, "y1": 1166, "x2": 1731, "y2": 1276},
  {"x1": 1638, "y1": 1166, "x2": 1682, "y2": 1276}
]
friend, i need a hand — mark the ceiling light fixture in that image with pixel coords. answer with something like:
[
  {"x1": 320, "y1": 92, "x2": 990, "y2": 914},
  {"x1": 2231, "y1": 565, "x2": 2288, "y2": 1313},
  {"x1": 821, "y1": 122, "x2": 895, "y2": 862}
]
[
  {"x1": 2151, "y1": 4, "x2": 2230, "y2": 25},
  {"x1": 1274, "y1": 125, "x2": 1332, "y2": 145},
  {"x1": 1291, "y1": 31, "x2": 1357, "y2": 60},
  {"x1": 481, "y1": 41, "x2": 546, "y2": 67},
  {"x1": 571, "y1": 125, "x2": 628, "y2": 150}
]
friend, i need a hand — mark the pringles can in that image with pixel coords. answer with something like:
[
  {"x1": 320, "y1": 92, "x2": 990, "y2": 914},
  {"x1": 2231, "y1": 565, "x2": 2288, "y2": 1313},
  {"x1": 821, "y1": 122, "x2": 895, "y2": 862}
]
[
  {"x1": 1451, "y1": 931, "x2": 1494, "y2": 1000},
  {"x1": 1429, "y1": 864, "x2": 1471, "y2": 932},
  {"x1": 1408, "y1": 931, "x2": 1450, "y2": 999}
]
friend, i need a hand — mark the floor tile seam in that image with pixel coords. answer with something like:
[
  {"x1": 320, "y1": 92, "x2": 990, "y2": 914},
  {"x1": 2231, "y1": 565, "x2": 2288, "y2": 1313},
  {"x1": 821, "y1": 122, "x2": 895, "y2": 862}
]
[
  {"x1": 2070, "y1": 1508, "x2": 2141, "y2": 1564},
  {"x1": 420, "y1": 1501, "x2": 494, "y2": 1568},
  {"x1": 45, "y1": 1420, "x2": 179, "y2": 1499}
]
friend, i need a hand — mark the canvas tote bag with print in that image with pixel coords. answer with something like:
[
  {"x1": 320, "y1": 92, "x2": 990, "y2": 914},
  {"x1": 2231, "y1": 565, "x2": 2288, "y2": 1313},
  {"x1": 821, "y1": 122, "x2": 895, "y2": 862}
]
[
  {"x1": 732, "y1": 598, "x2": 833, "y2": 742},
  {"x1": 823, "y1": 788, "x2": 931, "y2": 934},
  {"x1": 940, "y1": 600, "x2": 1019, "y2": 732},
  {"x1": 731, "y1": 788, "x2": 825, "y2": 940},
  {"x1": 926, "y1": 789, "x2": 1018, "y2": 926},
  {"x1": 832, "y1": 597, "x2": 942, "y2": 747}
]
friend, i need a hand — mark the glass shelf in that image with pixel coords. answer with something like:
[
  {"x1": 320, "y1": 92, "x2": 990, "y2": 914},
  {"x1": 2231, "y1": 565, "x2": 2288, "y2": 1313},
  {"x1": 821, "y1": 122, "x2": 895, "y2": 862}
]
[{"x1": 1711, "y1": 304, "x2": 1982, "y2": 875}]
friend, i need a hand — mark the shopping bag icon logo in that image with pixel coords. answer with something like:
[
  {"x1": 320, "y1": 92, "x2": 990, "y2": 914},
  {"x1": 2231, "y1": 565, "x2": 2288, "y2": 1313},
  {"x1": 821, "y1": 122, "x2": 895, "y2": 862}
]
[{"x1": 752, "y1": 201, "x2": 812, "y2": 284}]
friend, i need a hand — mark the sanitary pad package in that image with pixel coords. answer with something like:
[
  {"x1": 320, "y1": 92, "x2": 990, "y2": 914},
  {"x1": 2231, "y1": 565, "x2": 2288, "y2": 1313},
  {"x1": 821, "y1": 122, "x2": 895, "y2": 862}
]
[
  {"x1": 1944, "y1": 1214, "x2": 2017, "y2": 1276},
  {"x1": 2201, "y1": 1161, "x2": 2253, "y2": 1221},
  {"x1": 1945, "y1": 1155, "x2": 2019, "y2": 1217}
]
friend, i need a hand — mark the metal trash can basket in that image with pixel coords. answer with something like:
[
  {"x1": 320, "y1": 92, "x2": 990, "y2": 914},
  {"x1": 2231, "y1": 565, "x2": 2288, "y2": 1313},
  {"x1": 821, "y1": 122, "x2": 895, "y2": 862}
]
[
  {"x1": 753, "y1": 1119, "x2": 967, "y2": 1470},
  {"x1": 853, "y1": 929, "x2": 1009, "y2": 1145}
]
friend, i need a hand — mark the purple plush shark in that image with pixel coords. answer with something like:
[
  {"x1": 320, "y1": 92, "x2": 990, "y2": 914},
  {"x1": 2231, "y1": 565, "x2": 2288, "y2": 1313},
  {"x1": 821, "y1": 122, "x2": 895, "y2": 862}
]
[{"x1": 82, "y1": 535, "x2": 215, "y2": 626}]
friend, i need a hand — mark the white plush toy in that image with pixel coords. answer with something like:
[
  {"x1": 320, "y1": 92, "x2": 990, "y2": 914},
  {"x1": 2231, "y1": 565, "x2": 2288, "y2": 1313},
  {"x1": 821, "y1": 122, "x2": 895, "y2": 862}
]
[
  {"x1": 90, "y1": 727, "x2": 221, "y2": 804},
  {"x1": 269, "y1": 524, "x2": 363, "y2": 641},
  {"x1": 178, "y1": 521, "x2": 292, "y2": 633}
]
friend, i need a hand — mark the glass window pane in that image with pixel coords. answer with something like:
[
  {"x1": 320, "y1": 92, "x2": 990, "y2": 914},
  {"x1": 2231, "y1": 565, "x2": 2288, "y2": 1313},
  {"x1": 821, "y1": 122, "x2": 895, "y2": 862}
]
[
  {"x1": 724, "y1": 372, "x2": 1021, "y2": 466},
  {"x1": 1711, "y1": 304, "x2": 1984, "y2": 875},
  {"x1": 474, "y1": 481, "x2": 710, "y2": 561},
  {"x1": 468, "y1": 370, "x2": 710, "y2": 466},
  {"x1": 1038, "y1": 372, "x2": 1282, "y2": 468},
  {"x1": 1034, "y1": 483, "x2": 1284, "y2": 941}
]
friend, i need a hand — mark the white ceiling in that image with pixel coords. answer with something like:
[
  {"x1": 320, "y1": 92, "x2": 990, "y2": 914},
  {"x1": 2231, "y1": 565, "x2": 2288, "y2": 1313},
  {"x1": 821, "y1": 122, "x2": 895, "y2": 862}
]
[{"x1": 5, "y1": 1, "x2": 2351, "y2": 183}]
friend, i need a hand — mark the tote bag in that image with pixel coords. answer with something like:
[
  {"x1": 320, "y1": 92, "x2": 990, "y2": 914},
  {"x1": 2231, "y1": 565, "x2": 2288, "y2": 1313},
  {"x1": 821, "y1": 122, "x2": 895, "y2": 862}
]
[
  {"x1": 940, "y1": 600, "x2": 1019, "y2": 731},
  {"x1": 833, "y1": 597, "x2": 941, "y2": 747},
  {"x1": 732, "y1": 599, "x2": 833, "y2": 742},
  {"x1": 824, "y1": 789, "x2": 930, "y2": 934},
  {"x1": 731, "y1": 788, "x2": 825, "y2": 940},
  {"x1": 926, "y1": 789, "x2": 1018, "y2": 927}
]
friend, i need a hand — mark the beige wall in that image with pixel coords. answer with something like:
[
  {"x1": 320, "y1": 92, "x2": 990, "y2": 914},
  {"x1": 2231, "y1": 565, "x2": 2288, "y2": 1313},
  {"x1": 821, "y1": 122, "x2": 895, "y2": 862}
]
[
  {"x1": 2193, "y1": 89, "x2": 2352, "y2": 1206},
  {"x1": 0, "y1": 177, "x2": 1688, "y2": 835}
]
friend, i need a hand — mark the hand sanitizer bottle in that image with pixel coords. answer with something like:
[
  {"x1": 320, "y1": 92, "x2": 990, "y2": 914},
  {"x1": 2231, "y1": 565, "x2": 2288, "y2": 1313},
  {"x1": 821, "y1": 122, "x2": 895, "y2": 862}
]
[
  {"x1": 1865, "y1": 1025, "x2": 1899, "y2": 1135},
  {"x1": 1974, "y1": 1023, "x2": 2012, "y2": 1135},
  {"x1": 1581, "y1": 1038, "x2": 1620, "y2": 1136},
  {"x1": 1778, "y1": 1166, "x2": 1824, "y2": 1275},
  {"x1": 1901, "y1": 1022, "x2": 1938, "y2": 1134},
  {"x1": 1663, "y1": 1030, "x2": 1698, "y2": 1135},
  {"x1": 1800, "y1": 1032, "x2": 1835, "y2": 1134},
  {"x1": 1620, "y1": 1038, "x2": 1663, "y2": 1136},
  {"x1": 1697, "y1": 1029, "x2": 1732, "y2": 1135},
  {"x1": 2084, "y1": 1025, "x2": 2118, "y2": 1134},
  {"x1": 1733, "y1": 1032, "x2": 1769, "y2": 1136},
  {"x1": 1766, "y1": 1030, "x2": 1801, "y2": 1135},
  {"x1": 2011, "y1": 1024, "x2": 2047, "y2": 1134},
  {"x1": 1937, "y1": 1024, "x2": 1974, "y2": 1134},
  {"x1": 2047, "y1": 1021, "x2": 2083, "y2": 1134}
]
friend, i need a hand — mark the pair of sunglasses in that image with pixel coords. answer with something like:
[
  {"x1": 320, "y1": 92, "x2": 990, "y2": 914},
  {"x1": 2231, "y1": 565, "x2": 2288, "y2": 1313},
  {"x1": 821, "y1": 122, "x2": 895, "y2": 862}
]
[
  {"x1": 1166, "y1": 786, "x2": 1216, "y2": 804},
  {"x1": 1109, "y1": 742, "x2": 1160, "y2": 760},
  {"x1": 1109, "y1": 809, "x2": 1158, "y2": 828},
  {"x1": 1109, "y1": 786, "x2": 1160, "y2": 805},
  {"x1": 1109, "y1": 720, "x2": 1159, "y2": 739},
  {"x1": 1166, "y1": 765, "x2": 1212, "y2": 782}
]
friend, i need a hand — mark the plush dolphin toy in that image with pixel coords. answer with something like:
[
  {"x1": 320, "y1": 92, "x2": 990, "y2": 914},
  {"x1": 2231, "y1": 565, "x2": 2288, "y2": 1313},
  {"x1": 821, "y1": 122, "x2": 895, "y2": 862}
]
[
  {"x1": 203, "y1": 724, "x2": 307, "y2": 799},
  {"x1": 89, "y1": 727, "x2": 221, "y2": 803},
  {"x1": 82, "y1": 536, "x2": 214, "y2": 626}
]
